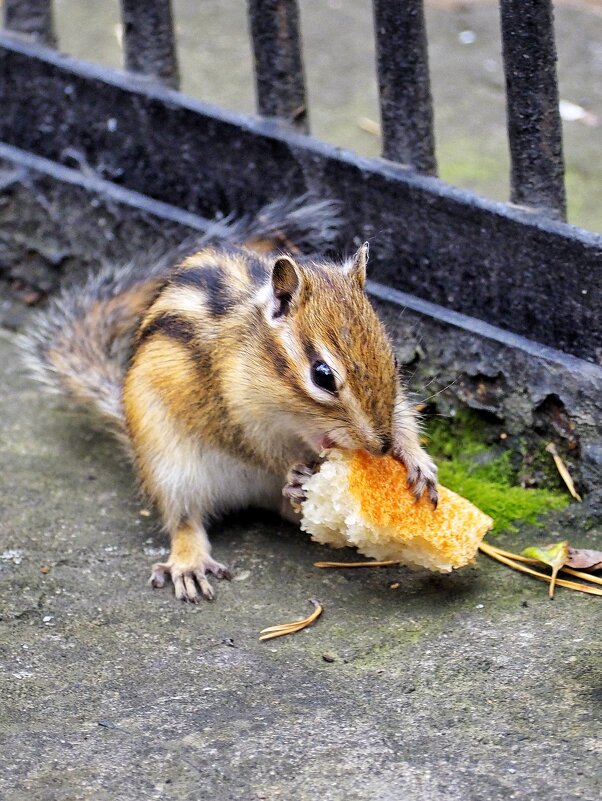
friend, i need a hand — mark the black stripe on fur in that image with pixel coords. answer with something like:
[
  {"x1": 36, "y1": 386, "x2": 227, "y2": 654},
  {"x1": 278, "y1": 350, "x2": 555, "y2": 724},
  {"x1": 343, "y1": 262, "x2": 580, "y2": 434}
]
[
  {"x1": 171, "y1": 266, "x2": 236, "y2": 316},
  {"x1": 137, "y1": 313, "x2": 196, "y2": 346}
]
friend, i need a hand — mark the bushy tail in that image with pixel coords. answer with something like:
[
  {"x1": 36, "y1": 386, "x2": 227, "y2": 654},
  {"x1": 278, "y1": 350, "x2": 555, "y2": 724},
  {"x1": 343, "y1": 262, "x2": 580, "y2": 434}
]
[
  {"x1": 20, "y1": 196, "x2": 342, "y2": 437},
  {"x1": 202, "y1": 194, "x2": 342, "y2": 254}
]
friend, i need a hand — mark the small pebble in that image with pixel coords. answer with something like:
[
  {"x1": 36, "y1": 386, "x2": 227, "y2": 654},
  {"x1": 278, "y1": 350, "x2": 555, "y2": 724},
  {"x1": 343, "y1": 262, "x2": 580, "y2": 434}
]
[
  {"x1": 322, "y1": 653, "x2": 336, "y2": 663},
  {"x1": 40, "y1": 565, "x2": 50, "y2": 574},
  {"x1": 390, "y1": 582, "x2": 400, "y2": 590}
]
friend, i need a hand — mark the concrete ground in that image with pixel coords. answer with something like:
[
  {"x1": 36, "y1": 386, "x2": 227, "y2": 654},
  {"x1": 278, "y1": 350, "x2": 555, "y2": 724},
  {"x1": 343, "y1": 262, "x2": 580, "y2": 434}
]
[
  {"x1": 3, "y1": 2, "x2": 602, "y2": 797},
  {"x1": 1, "y1": 328, "x2": 602, "y2": 800}
]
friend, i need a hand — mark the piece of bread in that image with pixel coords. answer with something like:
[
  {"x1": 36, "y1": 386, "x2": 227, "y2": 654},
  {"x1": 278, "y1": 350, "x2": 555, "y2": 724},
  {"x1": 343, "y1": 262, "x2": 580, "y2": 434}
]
[{"x1": 300, "y1": 450, "x2": 493, "y2": 572}]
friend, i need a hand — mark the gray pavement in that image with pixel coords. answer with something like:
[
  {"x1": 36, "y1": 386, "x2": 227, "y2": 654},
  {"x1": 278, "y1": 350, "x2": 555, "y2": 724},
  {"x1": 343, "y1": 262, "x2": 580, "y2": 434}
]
[{"x1": 1, "y1": 328, "x2": 601, "y2": 801}]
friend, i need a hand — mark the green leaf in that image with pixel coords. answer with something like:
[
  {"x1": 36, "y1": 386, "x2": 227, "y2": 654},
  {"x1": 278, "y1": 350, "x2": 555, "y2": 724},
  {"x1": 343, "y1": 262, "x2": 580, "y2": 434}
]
[{"x1": 522, "y1": 541, "x2": 570, "y2": 599}]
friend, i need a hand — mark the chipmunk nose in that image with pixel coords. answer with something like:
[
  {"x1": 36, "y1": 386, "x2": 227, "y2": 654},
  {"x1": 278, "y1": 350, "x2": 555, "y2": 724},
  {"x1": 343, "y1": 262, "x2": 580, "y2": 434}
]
[{"x1": 380, "y1": 436, "x2": 392, "y2": 455}]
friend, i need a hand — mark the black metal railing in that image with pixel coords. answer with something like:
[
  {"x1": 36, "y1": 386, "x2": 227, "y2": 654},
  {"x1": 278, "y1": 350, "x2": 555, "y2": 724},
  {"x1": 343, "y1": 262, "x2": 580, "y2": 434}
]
[
  {"x1": 499, "y1": 0, "x2": 566, "y2": 220},
  {"x1": 4, "y1": 0, "x2": 55, "y2": 45},
  {"x1": 0, "y1": 0, "x2": 600, "y2": 363},
  {"x1": 373, "y1": 0, "x2": 436, "y2": 176},
  {"x1": 248, "y1": 0, "x2": 309, "y2": 133},
  {"x1": 120, "y1": 0, "x2": 179, "y2": 89}
]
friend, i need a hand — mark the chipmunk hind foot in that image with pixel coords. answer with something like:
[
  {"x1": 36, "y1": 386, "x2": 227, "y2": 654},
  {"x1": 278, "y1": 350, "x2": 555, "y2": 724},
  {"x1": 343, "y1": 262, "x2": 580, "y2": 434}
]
[{"x1": 149, "y1": 519, "x2": 231, "y2": 603}]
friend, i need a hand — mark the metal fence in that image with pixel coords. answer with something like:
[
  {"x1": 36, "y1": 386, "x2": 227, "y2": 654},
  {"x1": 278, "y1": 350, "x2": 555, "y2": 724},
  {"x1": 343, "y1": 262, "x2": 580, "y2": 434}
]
[{"x1": 1, "y1": 0, "x2": 600, "y2": 363}]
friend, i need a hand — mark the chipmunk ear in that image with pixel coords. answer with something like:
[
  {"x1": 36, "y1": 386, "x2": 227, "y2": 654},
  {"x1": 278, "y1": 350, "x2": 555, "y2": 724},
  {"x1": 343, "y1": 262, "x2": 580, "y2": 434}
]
[
  {"x1": 271, "y1": 255, "x2": 303, "y2": 317},
  {"x1": 345, "y1": 242, "x2": 369, "y2": 288}
]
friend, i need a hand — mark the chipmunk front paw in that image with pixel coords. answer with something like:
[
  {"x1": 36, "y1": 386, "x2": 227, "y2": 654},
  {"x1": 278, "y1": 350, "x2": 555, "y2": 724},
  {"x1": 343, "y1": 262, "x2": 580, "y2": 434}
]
[
  {"x1": 149, "y1": 555, "x2": 231, "y2": 603},
  {"x1": 282, "y1": 462, "x2": 319, "y2": 513},
  {"x1": 393, "y1": 447, "x2": 439, "y2": 509}
]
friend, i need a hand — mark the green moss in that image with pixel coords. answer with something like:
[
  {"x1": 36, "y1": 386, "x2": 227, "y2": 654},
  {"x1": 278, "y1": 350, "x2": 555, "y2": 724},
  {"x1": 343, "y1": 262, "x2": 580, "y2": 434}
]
[{"x1": 425, "y1": 410, "x2": 570, "y2": 532}]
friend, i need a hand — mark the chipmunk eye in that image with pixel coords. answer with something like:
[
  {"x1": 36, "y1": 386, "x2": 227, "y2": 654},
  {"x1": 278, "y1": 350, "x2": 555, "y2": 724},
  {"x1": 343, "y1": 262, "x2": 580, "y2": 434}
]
[{"x1": 311, "y1": 361, "x2": 337, "y2": 394}]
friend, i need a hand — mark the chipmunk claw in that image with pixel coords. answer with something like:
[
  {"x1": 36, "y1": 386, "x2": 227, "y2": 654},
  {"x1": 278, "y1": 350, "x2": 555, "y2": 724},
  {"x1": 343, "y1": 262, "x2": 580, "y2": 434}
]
[
  {"x1": 282, "y1": 462, "x2": 319, "y2": 511},
  {"x1": 149, "y1": 556, "x2": 231, "y2": 603},
  {"x1": 427, "y1": 481, "x2": 439, "y2": 509},
  {"x1": 394, "y1": 449, "x2": 439, "y2": 509}
]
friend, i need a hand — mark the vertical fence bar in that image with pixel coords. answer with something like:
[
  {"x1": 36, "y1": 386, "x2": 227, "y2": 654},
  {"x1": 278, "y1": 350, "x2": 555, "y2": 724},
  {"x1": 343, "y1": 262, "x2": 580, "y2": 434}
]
[
  {"x1": 248, "y1": 0, "x2": 309, "y2": 133},
  {"x1": 499, "y1": 0, "x2": 566, "y2": 219},
  {"x1": 119, "y1": 0, "x2": 179, "y2": 89},
  {"x1": 372, "y1": 0, "x2": 436, "y2": 175},
  {"x1": 4, "y1": 0, "x2": 55, "y2": 46}
]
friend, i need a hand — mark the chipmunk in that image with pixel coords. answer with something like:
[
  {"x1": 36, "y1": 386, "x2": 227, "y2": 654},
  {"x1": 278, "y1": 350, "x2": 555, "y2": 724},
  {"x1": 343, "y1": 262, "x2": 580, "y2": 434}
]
[{"x1": 22, "y1": 197, "x2": 438, "y2": 602}]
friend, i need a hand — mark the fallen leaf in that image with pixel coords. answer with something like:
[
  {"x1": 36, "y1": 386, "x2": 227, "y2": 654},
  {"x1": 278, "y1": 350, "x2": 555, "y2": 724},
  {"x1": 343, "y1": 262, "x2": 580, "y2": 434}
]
[
  {"x1": 567, "y1": 547, "x2": 602, "y2": 571},
  {"x1": 521, "y1": 541, "x2": 570, "y2": 599}
]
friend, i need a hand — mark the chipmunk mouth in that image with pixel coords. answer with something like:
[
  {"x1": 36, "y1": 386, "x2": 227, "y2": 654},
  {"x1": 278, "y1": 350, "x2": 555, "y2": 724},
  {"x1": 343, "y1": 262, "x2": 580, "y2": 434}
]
[{"x1": 305, "y1": 433, "x2": 341, "y2": 454}]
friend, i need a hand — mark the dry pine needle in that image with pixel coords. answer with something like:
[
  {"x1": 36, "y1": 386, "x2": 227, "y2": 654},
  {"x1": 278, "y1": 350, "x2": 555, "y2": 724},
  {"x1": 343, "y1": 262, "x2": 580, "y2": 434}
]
[
  {"x1": 546, "y1": 442, "x2": 582, "y2": 501},
  {"x1": 314, "y1": 545, "x2": 602, "y2": 599},
  {"x1": 314, "y1": 560, "x2": 400, "y2": 569},
  {"x1": 478, "y1": 541, "x2": 602, "y2": 597},
  {"x1": 259, "y1": 599, "x2": 323, "y2": 641}
]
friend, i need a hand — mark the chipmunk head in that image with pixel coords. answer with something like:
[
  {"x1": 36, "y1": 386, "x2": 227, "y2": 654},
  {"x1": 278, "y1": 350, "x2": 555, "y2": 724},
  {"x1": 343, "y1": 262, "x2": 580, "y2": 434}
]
[{"x1": 261, "y1": 243, "x2": 398, "y2": 456}]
